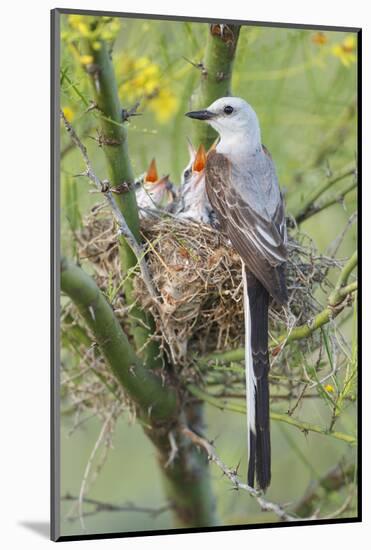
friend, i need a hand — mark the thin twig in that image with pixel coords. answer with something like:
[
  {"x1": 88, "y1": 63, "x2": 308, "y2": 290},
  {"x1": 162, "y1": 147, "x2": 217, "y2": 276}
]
[
  {"x1": 76, "y1": 403, "x2": 120, "y2": 532},
  {"x1": 60, "y1": 109, "x2": 159, "y2": 305},
  {"x1": 187, "y1": 384, "x2": 356, "y2": 445},
  {"x1": 292, "y1": 459, "x2": 355, "y2": 517},
  {"x1": 322, "y1": 490, "x2": 355, "y2": 520},
  {"x1": 164, "y1": 430, "x2": 179, "y2": 468},
  {"x1": 62, "y1": 493, "x2": 171, "y2": 521}
]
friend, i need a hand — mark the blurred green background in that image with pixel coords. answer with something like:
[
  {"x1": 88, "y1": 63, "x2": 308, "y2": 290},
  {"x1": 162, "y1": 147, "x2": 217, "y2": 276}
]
[{"x1": 59, "y1": 13, "x2": 357, "y2": 537}]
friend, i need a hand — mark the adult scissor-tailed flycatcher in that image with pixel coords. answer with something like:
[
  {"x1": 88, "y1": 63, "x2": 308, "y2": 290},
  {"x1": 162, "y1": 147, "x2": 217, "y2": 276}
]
[
  {"x1": 135, "y1": 158, "x2": 175, "y2": 218},
  {"x1": 186, "y1": 97, "x2": 288, "y2": 490}
]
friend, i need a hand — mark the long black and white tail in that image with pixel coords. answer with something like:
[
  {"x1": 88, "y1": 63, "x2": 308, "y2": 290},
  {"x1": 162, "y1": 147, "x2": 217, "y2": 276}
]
[{"x1": 242, "y1": 264, "x2": 271, "y2": 491}]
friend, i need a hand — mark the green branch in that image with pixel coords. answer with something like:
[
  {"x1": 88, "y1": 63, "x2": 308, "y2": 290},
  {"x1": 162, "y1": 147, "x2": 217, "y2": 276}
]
[
  {"x1": 192, "y1": 24, "x2": 241, "y2": 149},
  {"x1": 277, "y1": 283, "x2": 357, "y2": 347},
  {"x1": 197, "y1": 347, "x2": 245, "y2": 367},
  {"x1": 296, "y1": 179, "x2": 357, "y2": 223},
  {"x1": 71, "y1": 31, "x2": 162, "y2": 368},
  {"x1": 187, "y1": 385, "x2": 356, "y2": 445},
  {"x1": 330, "y1": 251, "x2": 357, "y2": 299},
  {"x1": 81, "y1": 39, "x2": 137, "y2": 230},
  {"x1": 288, "y1": 163, "x2": 356, "y2": 222},
  {"x1": 64, "y1": 21, "x2": 224, "y2": 529},
  {"x1": 61, "y1": 257, "x2": 177, "y2": 421}
]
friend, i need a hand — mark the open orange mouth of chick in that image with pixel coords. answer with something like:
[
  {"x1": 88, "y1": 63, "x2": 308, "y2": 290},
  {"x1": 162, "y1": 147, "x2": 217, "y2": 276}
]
[
  {"x1": 144, "y1": 158, "x2": 173, "y2": 203},
  {"x1": 190, "y1": 140, "x2": 218, "y2": 186},
  {"x1": 193, "y1": 144, "x2": 207, "y2": 173},
  {"x1": 145, "y1": 158, "x2": 159, "y2": 183}
]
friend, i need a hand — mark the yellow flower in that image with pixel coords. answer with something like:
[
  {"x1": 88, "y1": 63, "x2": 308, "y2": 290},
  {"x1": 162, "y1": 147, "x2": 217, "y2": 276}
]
[
  {"x1": 135, "y1": 56, "x2": 151, "y2": 70},
  {"x1": 131, "y1": 74, "x2": 147, "y2": 89},
  {"x1": 101, "y1": 29, "x2": 114, "y2": 41},
  {"x1": 92, "y1": 41, "x2": 102, "y2": 51},
  {"x1": 62, "y1": 106, "x2": 74, "y2": 123},
  {"x1": 68, "y1": 14, "x2": 84, "y2": 28},
  {"x1": 148, "y1": 88, "x2": 179, "y2": 123},
  {"x1": 343, "y1": 35, "x2": 356, "y2": 50},
  {"x1": 324, "y1": 384, "x2": 335, "y2": 393},
  {"x1": 77, "y1": 22, "x2": 90, "y2": 37},
  {"x1": 312, "y1": 32, "x2": 328, "y2": 45},
  {"x1": 116, "y1": 55, "x2": 178, "y2": 122},
  {"x1": 144, "y1": 79, "x2": 159, "y2": 95},
  {"x1": 142, "y1": 64, "x2": 160, "y2": 78},
  {"x1": 332, "y1": 35, "x2": 356, "y2": 66},
  {"x1": 118, "y1": 57, "x2": 162, "y2": 101},
  {"x1": 79, "y1": 54, "x2": 94, "y2": 66}
]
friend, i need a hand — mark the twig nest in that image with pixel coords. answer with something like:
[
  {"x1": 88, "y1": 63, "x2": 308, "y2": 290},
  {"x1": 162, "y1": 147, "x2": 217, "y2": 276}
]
[
  {"x1": 136, "y1": 218, "x2": 244, "y2": 363},
  {"x1": 74, "y1": 208, "x2": 341, "y2": 365}
]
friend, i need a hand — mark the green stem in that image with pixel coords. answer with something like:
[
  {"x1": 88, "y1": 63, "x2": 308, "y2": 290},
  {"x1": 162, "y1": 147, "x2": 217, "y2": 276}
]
[
  {"x1": 61, "y1": 257, "x2": 218, "y2": 527},
  {"x1": 289, "y1": 163, "x2": 356, "y2": 222},
  {"x1": 192, "y1": 24, "x2": 241, "y2": 149},
  {"x1": 147, "y1": 403, "x2": 218, "y2": 528},
  {"x1": 78, "y1": 35, "x2": 161, "y2": 368},
  {"x1": 187, "y1": 385, "x2": 356, "y2": 445},
  {"x1": 329, "y1": 251, "x2": 357, "y2": 299},
  {"x1": 277, "y1": 281, "x2": 357, "y2": 346},
  {"x1": 198, "y1": 347, "x2": 246, "y2": 367},
  {"x1": 61, "y1": 257, "x2": 177, "y2": 421},
  {"x1": 297, "y1": 179, "x2": 357, "y2": 223},
  {"x1": 82, "y1": 39, "x2": 137, "y2": 230}
]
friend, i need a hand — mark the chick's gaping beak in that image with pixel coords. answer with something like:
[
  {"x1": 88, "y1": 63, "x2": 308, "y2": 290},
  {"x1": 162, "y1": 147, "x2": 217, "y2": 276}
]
[
  {"x1": 185, "y1": 109, "x2": 215, "y2": 121},
  {"x1": 145, "y1": 158, "x2": 159, "y2": 183},
  {"x1": 193, "y1": 144, "x2": 207, "y2": 172}
]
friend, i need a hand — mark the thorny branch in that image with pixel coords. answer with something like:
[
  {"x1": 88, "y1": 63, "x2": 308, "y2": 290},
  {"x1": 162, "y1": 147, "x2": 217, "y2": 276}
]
[
  {"x1": 60, "y1": 109, "x2": 159, "y2": 305},
  {"x1": 181, "y1": 426, "x2": 298, "y2": 522},
  {"x1": 181, "y1": 427, "x2": 356, "y2": 522}
]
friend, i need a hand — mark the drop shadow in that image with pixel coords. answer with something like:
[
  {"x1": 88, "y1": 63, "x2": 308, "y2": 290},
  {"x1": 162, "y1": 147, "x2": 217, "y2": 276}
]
[{"x1": 19, "y1": 521, "x2": 50, "y2": 539}]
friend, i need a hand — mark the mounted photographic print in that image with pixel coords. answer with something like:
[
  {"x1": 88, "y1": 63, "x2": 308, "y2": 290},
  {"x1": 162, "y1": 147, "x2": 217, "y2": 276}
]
[{"x1": 51, "y1": 8, "x2": 361, "y2": 542}]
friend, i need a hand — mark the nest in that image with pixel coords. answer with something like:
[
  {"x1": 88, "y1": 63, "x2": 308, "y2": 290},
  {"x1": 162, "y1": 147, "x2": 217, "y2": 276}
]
[{"x1": 72, "y1": 207, "x2": 341, "y2": 367}]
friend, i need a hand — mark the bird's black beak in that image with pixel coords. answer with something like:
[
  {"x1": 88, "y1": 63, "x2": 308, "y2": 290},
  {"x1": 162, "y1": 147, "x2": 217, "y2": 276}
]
[{"x1": 185, "y1": 110, "x2": 215, "y2": 120}]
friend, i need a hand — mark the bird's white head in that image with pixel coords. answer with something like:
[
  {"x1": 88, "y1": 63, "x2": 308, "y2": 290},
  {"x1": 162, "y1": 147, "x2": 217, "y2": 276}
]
[{"x1": 186, "y1": 97, "x2": 261, "y2": 156}]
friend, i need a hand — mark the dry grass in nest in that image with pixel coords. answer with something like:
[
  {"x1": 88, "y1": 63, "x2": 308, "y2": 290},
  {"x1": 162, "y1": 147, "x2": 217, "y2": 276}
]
[{"x1": 73, "y1": 207, "x2": 342, "y2": 367}]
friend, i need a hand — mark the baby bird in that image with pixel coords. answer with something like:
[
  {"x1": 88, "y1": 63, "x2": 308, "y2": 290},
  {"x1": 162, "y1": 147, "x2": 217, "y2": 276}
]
[
  {"x1": 135, "y1": 158, "x2": 175, "y2": 218},
  {"x1": 176, "y1": 141, "x2": 216, "y2": 226}
]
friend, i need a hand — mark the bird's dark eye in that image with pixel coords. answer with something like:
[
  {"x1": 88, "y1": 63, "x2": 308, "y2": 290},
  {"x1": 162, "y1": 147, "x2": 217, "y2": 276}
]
[{"x1": 224, "y1": 105, "x2": 234, "y2": 115}]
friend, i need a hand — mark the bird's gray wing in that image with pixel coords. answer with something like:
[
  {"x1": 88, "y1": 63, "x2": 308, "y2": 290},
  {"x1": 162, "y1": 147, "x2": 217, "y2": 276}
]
[{"x1": 205, "y1": 149, "x2": 288, "y2": 303}]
